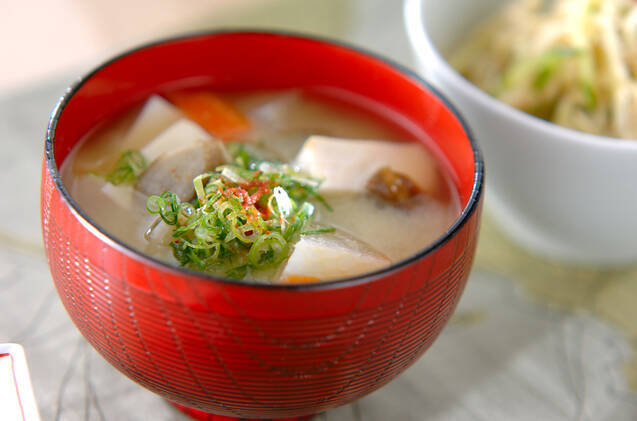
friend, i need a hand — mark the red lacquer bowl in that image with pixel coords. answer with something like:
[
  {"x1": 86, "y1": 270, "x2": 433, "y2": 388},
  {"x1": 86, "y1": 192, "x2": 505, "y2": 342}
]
[{"x1": 41, "y1": 31, "x2": 484, "y2": 420}]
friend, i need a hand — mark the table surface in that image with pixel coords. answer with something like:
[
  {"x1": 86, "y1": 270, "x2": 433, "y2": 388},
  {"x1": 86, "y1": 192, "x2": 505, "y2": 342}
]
[{"x1": 1, "y1": 1, "x2": 636, "y2": 420}]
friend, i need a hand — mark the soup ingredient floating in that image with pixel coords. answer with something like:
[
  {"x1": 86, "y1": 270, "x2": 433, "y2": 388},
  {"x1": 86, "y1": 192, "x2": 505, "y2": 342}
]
[
  {"x1": 165, "y1": 90, "x2": 251, "y2": 139},
  {"x1": 450, "y1": 0, "x2": 637, "y2": 138},
  {"x1": 294, "y1": 135, "x2": 439, "y2": 196},
  {"x1": 63, "y1": 90, "x2": 457, "y2": 283},
  {"x1": 280, "y1": 229, "x2": 391, "y2": 283},
  {"x1": 145, "y1": 144, "x2": 333, "y2": 279},
  {"x1": 136, "y1": 119, "x2": 230, "y2": 199}
]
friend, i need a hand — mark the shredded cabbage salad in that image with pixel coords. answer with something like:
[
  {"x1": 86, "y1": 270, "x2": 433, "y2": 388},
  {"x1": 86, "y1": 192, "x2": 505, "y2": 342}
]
[{"x1": 451, "y1": 0, "x2": 637, "y2": 138}]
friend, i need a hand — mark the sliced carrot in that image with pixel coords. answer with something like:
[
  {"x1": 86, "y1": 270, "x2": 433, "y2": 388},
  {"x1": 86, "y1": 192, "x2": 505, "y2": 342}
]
[
  {"x1": 165, "y1": 91, "x2": 250, "y2": 140},
  {"x1": 285, "y1": 275, "x2": 321, "y2": 284}
]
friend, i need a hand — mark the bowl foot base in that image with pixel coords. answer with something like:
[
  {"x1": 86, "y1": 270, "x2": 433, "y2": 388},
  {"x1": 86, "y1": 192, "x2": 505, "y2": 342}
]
[{"x1": 169, "y1": 401, "x2": 316, "y2": 421}]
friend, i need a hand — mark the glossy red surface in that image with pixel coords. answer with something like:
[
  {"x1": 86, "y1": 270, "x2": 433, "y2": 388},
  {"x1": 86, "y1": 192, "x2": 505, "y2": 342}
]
[
  {"x1": 171, "y1": 401, "x2": 315, "y2": 420},
  {"x1": 41, "y1": 32, "x2": 483, "y2": 419}
]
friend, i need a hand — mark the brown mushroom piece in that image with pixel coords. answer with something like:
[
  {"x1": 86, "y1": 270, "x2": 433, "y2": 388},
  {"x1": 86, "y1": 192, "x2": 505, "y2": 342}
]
[
  {"x1": 136, "y1": 138, "x2": 229, "y2": 201},
  {"x1": 366, "y1": 166, "x2": 423, "y2": 207}
]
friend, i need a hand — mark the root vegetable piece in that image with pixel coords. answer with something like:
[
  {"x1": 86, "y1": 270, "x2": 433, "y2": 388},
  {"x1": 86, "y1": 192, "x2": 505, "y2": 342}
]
[
  {"x1": 294, "y1": 135, "x2": 439, "y2": 195},
  {"x1": 165, "y1": 91, "x2": 250, "y2": 139},
  {"x1": 279, "y1": 229, "x2": 391, "y2": 282},
  {"x1": 136, "y1": 138, "x2": 229, "y2": 201}
]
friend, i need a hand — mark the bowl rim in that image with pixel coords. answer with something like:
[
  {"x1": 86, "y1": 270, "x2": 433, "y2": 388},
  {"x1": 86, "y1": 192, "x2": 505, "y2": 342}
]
[
  {"x1": 403, "y1": 0, "x2": 637, "y2": 148},
  {"x1": 45, "y1": 29, "x2": 484, "y2": 291}
]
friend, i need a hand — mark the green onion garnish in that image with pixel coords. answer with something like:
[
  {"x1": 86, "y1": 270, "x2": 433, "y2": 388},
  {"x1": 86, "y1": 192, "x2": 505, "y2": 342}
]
[
  {"x1": 106, "y1": 149, "x2": 147, "y2": 185},
  {"x1": 300, "y1": 227, "x2": 336, "y2": 236},
  {"x1": 145, "y1": 143, "x2": 330, "y2": 279}
]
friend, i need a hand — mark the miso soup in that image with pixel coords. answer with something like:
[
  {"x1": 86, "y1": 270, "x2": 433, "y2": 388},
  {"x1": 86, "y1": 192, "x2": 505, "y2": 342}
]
[{"x1": 61, "y1": 88, "x2": 460, "y2": 284}]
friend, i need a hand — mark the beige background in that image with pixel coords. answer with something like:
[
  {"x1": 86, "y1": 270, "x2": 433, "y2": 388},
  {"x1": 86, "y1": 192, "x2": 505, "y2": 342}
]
[{"x1": 1, "y1": 0, "x2": 356, "y2": 94}]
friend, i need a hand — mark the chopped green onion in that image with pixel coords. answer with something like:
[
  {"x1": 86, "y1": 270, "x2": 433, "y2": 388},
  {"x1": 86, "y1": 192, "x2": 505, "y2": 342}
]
[
  {"x1": 144, "y1": 143, "x2": 330, "y2": 279},
  {"x1": 248, "y1": 232, "x2": 289, "y2": 268},
  {"x1": 146, "y1": 191, "x2": 180, "y2": 225},
  {"x1": 106, "y1": 149, "x2": 147, "y2": 185},
  {"x1": 217, "y1": 165, "x2": 251, "y2": 184},
  {"x1": 307, "y1": 189, "x2": 332, "y2": 212},
  {"x1": 193, "y1": 172, "x2": 214, "y2": 203},
  {"x1": 227, "y1": 143, "x2": 263, "y2": 169},
  {"x1": 301, "y1": 227, "x2": 336, "y2": 236},
  {"x1": 283, "y1": 202, "x2": 315, "y2": 240},
  {"x1": 272, "y1": 186, "x2": 293, "y2": 230}
]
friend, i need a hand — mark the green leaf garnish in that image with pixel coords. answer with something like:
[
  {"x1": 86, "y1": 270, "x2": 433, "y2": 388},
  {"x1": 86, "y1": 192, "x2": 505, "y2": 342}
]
[
  {"x1": 301, "y1": 227, "x2": 336, "y2": 236},
  {"x1": 106, "y1": 149, "x2": 147, "y2": 185},
  {"x1": 145, "y1": 143, "x2": 330, "y2": 279}
]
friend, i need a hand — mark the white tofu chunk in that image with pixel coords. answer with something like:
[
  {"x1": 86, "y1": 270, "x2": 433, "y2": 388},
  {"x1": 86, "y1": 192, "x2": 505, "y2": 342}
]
[
  {"x1": 140, "y1": 118, "x2": 212, "y2": 164},
  {"x1": 122, "y1": 95, "x2": 182, "y2": 150},
  {"x1": 101, "y1": 182, "x2": 135, "y2": 209},
  {"x1": 294, "y1": 135, "x2": 438, "y2": 194},
  {"x1": 71, "y1": 174, "x2": 134, "y2": 211},
  {"x1": 70, "y1": 173, "x2": 105, "y2": 204},
  {"x1": 279, "y1": 230, "x2": 391, "y2": 282}
]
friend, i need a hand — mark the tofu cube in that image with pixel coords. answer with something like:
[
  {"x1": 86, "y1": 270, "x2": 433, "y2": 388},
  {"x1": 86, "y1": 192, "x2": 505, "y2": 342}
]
[
  {"x1": 101, "y1": 182, "x2": 135, "y2": 209},
  {"x1": 294, "y1": 135, "x2": 439, "y2": 194},
  {"x1": 71, "y1": 174, "x2": 135, "y2": 211},
  {"x1": 140, "y1": 118, "x2": 213, "y2": 164},
  {"x1": 122, "y1": 95, "x2": 182, "y2": 151}
]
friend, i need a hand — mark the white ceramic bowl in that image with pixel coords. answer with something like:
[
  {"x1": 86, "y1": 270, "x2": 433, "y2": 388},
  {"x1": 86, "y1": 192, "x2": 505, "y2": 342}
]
[{"x1": 404, "y1": 0, "x2": 637, "y2": 265}]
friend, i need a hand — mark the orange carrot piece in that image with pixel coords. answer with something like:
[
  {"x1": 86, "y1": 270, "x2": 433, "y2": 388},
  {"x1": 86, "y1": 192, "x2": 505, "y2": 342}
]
[
  {"x1": 285, "y1": 275, "x2": 321, "y2": 284},
  {"x1": 165, "y1": 91, "x2": 250, "y2": 139}
]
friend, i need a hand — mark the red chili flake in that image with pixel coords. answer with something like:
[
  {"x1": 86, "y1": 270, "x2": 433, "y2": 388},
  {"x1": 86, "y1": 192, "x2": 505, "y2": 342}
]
[
  {"x1": 222, "y1": 181, "x2": 274, "y2": 219},
  {"x1": 245, "y1": 206, "x2": 261, "y2": 220},
  {"x1": 223, "y1": 187, "x2": 250, "y2": 205},
  {"x1": 247, "y1": 184, "x2": 271, "y2": 207},
  {"x1": 255, "y1": 202, "x2": 270, "y2": 219}
]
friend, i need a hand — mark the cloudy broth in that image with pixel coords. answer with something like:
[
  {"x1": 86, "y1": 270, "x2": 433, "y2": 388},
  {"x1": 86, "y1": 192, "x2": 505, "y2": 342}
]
[{"x1": 61, "y1": 88, "x2": 460, "y2": 283}]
